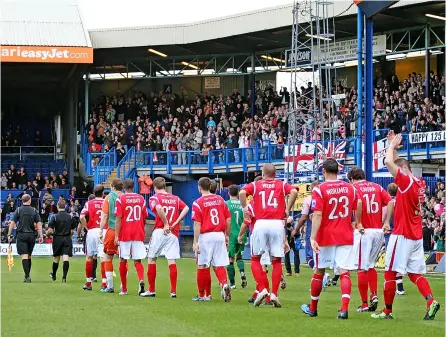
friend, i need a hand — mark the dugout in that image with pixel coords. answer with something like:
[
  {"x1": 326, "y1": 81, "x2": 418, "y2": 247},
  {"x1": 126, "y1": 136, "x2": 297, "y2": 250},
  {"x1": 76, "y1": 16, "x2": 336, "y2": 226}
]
[{"x1": 0, "y1": 0, "x2": 93, "y2": 185}]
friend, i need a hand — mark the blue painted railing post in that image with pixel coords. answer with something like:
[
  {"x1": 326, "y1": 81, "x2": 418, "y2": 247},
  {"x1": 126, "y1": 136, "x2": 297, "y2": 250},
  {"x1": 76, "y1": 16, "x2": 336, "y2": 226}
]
[
  {"x1": 365, "y1": 17, "x2": 374, "y2": 181},
  {"x1": 150, "y1": 152, "x2": 154, "y2": 175},
  {"x1": 208, "y1": 150, "x2": 213, "y2": 173},
  {"x1": 242, "y1": 148, "x2": 247, "y2": 172},
  {"x1": 225, "y1": 150, "x2": 229, "y2": 171},
  {"x1": 267, "y1": 140, "x2": 271, "y2": 161},
  {"x1": 255, "y1": 141, "x2": 259, "y2": 171},
  {"x1": 167, "y1": 152, "x2": 172, "y2": 174},
  {"x1": 356, "y1": 6, "x2": 364, "y2": 169}
]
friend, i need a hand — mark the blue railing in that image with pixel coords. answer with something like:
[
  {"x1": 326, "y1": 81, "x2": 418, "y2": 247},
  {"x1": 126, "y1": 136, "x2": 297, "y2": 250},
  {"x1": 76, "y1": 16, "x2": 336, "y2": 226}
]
[
  {"x1": 95, "y1": 135, "x2": 444, "y2": 179},
  {"x1": 117, "y1": 147, "x2": 135, "y2": 179},
  {"x1": 132, "y1": 141, "x2": 286, "y2": 175},
  {"x1": 93, "y1": 148, "x2": 116, "y2": 185}
]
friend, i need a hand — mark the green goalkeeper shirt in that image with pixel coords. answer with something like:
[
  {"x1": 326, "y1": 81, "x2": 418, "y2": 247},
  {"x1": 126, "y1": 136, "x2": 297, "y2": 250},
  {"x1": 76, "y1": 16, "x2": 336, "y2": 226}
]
[{"x1": 226, "y1": 199, "x2": 244, "y2": 238}]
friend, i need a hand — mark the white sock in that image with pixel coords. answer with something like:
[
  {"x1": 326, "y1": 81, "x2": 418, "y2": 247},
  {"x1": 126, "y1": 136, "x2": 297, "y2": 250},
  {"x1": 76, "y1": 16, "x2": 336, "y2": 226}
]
[{"x1": 106, "y1": 271, "x2": 113, "y2": 288}]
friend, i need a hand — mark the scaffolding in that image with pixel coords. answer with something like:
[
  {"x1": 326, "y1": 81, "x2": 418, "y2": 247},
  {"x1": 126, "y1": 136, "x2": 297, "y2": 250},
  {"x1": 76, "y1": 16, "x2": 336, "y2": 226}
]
[{"x1": 286, "y1": 0, "x2": 337, "y2": 184}]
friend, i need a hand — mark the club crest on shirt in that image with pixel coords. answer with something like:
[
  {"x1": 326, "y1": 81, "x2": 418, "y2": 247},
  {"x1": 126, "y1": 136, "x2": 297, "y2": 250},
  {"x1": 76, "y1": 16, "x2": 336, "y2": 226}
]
[
  {"x1": 311, "y1": 199, "x2": 316, "y2": 208},
  {"x1": 150, "y1": 200, "x2": 156, "y2": 209}
]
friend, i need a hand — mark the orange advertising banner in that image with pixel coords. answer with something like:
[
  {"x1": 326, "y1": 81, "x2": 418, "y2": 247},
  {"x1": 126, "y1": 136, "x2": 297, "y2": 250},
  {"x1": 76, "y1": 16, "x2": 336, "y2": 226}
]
[{"x1": 1, "y1": 46, "x2": 93, "y2": 64}]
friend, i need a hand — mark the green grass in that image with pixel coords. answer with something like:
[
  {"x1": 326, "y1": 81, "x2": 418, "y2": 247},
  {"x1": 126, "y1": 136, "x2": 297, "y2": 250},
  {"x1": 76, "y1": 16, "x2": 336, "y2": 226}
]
[{"x1": 1, "y1": 257, "x2": 445, "y2": 337}]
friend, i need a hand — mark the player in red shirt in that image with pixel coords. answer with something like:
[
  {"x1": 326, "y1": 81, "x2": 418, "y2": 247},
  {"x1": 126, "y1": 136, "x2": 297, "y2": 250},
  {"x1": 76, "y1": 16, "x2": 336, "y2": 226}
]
[
  {"x1": 114, "y1": 178, "x2": 148, "y2": 296},
  {"x1": 79, "y1": 185, "x2": 105, "y2": 291},
  {"x1": 240, "y1": 163, "x2": 298, "y2": 307},
  {"x1": 301, "y1": 158, "x2": 362, "y2": 319},
  {"x1": 372, "y1": 132, "x2": 440, "y2": 320},
  {"x1": 192, "y1": 177, "x2": 232, "y2": 302},
  {"x1": 347, "y1": 167, "x2": 392, "y2": 312},
  {"x1": 140, "y1": 177, "x2": 189, "y2": 298}
]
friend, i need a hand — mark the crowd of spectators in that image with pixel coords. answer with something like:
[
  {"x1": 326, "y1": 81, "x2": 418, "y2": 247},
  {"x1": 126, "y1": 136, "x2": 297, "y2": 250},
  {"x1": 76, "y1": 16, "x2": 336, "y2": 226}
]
[
  {"x1": 86, "y1": 85, "x2": 289, "y2": 165},
  {"x1": 85, "y1": 72, "x2": 444, "y2": 165},
  {"x1": 1, "y1": 165, "x2": 70, "y2": 191},
  {"x1": 422, "y1": 180, "x2": 445, "y2": 252}
]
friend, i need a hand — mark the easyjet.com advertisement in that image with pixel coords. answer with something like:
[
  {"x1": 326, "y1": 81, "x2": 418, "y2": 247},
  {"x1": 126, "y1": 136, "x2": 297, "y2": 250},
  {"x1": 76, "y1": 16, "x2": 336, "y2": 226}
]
[{"x1": 1, "y1": 46, "x2": 93, "y2": 63}]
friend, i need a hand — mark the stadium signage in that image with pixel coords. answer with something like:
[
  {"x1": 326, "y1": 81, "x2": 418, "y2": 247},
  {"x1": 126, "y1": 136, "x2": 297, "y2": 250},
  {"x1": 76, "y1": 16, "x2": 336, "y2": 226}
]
[
  {"x1": 316, "y1": 35, "x2": 386, "y2": 63},
  {"x1": 285, "y1": 48, "x2": 312, "y2": 67},
  {"x1": 409, "y1": 131, "x2": 446, "y2": 144},
  {"x1": 1, "y1": 46, "x2": 93, "y2": 64},
  {"x1": 204, "y1": 77, "x2": 220, "y2": 89}
]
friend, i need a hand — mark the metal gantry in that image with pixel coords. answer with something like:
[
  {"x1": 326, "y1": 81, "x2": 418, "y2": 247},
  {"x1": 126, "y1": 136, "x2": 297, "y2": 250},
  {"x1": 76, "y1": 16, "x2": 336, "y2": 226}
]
[{"x1": 286, "y1": 0, "x2": 336, "y2": 184}]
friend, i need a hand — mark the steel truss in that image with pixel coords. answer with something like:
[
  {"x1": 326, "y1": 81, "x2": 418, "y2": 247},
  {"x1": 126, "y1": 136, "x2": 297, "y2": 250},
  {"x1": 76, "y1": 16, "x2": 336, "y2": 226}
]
[{"x1": 285, "y1": 0, "x2": 337, "y2": 184}]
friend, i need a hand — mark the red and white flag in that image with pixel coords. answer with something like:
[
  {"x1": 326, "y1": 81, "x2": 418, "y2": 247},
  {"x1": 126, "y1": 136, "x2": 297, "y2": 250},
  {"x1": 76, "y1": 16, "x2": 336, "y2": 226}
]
[
  {"x1": 373, "y1": 138, "x2": 388, "y2": 171},
  {"x1": 284, "y1": 143, "x2": 315, "y2": 172}
]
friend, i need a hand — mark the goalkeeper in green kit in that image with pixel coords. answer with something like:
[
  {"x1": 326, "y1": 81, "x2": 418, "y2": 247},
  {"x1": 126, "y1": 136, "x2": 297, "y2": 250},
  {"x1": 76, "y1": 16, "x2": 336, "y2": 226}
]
[{"x1": 226, "y1": 185, "x2": 248, "y2": 289}]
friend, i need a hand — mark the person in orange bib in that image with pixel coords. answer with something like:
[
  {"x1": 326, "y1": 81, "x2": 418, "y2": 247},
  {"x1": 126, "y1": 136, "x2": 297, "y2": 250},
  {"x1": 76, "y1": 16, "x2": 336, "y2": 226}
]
[{"x1": 99, "y1": 179, "x2": 124, "y2": 293}]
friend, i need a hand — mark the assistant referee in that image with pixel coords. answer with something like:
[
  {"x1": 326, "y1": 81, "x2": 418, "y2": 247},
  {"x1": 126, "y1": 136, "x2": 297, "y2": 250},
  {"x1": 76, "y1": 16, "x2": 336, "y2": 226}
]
[
  {"x1": 47, "y1": 200, "x2": 78, "y2": 282},
  {"x1": 8, "y1": 194, "x2": 43, "y2": 283}
]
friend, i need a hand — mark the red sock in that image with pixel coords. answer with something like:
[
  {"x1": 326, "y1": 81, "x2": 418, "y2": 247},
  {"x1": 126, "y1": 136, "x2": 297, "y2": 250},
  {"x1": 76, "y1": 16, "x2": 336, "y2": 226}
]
[
  {"x1": 310, "y1": 273, "x2": 323, "y2": 312},
  {"x1": 408, "y1": 273, "x2": 435, "y2": 306},
  {"x1": 271, "y1": 258, "x2": 282, "y2": 296},
  {"x1": 147, "y1": 264, "x2": 156, "y2": 292},
  {"x1": 85, "y1": 261, "x2": 93, "y2": 286},
  {"x1": 134, "y1": 261, "x2": 144, "y2": 282},
  {"x1": 169, "y1": 264, "x2": 178, "y2": 294},
  {"x1": 357, "y1": 270, "x2": 369, "y2": 307},
  {"x1": 101, "y1": 261, "x2": 106, "y2": 288},
  {"x1": 383, "y1": 271, "x2": 397, "y2": 314},
  {"x1": 340, "y1": 272, "x2": 352, "y2": 311},
  {"x1": 368, "y1": 268, "x2": 378, "y2": 296},
  {"x1": 119, "y1": 261, "x2": 128, "y2": 292},
  {"x1": 214, "y1": 266, "x2": 228, "y2": 287},
  {"x1": 204, "y1": 268, "x2": 211, "y2": 297},
  {"x1": 251, "y1": 257, "x2": 268, "y2": 291},
  {"x1": 197, "y1": 268, "x2": 206, "y2": 297}
]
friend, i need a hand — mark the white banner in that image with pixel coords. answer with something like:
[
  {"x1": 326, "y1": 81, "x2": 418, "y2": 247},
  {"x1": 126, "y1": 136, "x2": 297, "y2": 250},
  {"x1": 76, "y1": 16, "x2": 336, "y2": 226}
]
[
  {"x1": 204, "y1": 77, "x2": 220, "y2": 89},
  {"x1": 409, "y1": 131, "x2": 446, "y2": 144},
  {"x1": 1, "y1": 243, "x2": 152, "y2": 256},
  {"x1": 316, "y1": 35, "x2": 386, "y2": 63},
  {"x1": 373, "y1": 138, "x2": 388, "y2": 171},
  {"x1": 0, "y1": 243, "x2": 52, "y2": 256}
]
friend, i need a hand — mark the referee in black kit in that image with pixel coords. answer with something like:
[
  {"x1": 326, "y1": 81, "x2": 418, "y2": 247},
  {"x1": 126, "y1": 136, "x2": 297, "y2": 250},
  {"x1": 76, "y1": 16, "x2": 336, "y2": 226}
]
[
  {"x1": 8, "y1": 194, "x2": 43, "y2": 283},
  {"x1": 47, "y1": 199, "x2": 79, "y2": 282}
]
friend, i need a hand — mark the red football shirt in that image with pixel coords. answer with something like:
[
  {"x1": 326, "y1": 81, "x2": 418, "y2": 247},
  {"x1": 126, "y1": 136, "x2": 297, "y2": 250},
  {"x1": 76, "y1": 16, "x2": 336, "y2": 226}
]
[
  {"x1": 192, "y1": 194, "x2": 230, "y2": 234},
  {"x1": 353, "y1": 180, "x2": 392, "y2": 229},
  {"x1": 114, "y1": 193, "x2": 148, "y2": 242},
  {"x1": 81, "y1": 198, "x2": 105, "y2": 230},
  {"x1": 241, "y1": 179, "x2": 295, "y2": 220},
  {"x1": 149, "y1": 192, "x2": 187, "y2": 237},
  {"x1": 393, "y1": 169, "x2": 425, "y2": 240},
  {"x1": 311, "y1": 180, "x2": 359, "y2": 246},
  {"x1": 244, "y1": 203, "x2": 256, "y2": 230}
]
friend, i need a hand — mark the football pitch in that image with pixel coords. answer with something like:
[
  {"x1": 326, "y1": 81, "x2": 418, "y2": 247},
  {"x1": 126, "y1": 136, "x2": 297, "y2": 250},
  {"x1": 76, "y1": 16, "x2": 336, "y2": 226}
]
[{"x1": 1, "y1": 257, "x2": 444, "y2": 337}]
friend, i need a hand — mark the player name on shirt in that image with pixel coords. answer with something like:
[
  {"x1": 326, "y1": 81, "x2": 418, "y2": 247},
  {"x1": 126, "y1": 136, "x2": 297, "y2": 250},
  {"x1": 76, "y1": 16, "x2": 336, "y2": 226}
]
[
  {"x1": 125, "y1": 197, "x2": 143, "y2": 204},
  {"x1": 326, "y1": 187, "x2": 349, "y2": 195},
  {"x1": 203, "y1": 199, "x2": 224, "y2": 207}
]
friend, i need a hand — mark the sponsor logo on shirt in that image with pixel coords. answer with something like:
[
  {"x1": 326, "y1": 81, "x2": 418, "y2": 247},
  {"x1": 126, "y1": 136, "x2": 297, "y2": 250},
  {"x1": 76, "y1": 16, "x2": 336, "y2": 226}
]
[{"x1": 311, "y1": 199, "x2": 316, "y2": 208}]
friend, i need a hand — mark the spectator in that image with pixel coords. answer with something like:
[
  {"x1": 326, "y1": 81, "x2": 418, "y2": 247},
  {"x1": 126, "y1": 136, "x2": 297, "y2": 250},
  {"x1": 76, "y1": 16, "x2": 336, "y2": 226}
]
[
  {"x1": 138, "y1": 174, "x2": 153, "y2": 195},
  {"x1": 1, "y1": 173, "x2": 7, "y2": 189},
  {"x1": 90, "y1": 141, "x2": 102, "y2": 153},
  {"x1": 116, "y1": 142, "x2": 126, "y2": 162},
  {"x1": 43, "y1": 188, "x2": 54, "y2": 206},
  {"x1": 35, "y1": 172, "x2": 45, "y2": 190},
  {"x1": 16, "y1": 167, "x2": 27, "y2": 190}
]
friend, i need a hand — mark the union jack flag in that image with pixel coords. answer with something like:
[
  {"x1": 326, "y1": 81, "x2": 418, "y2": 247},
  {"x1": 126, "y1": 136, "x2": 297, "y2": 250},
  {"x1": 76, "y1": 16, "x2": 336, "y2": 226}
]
[{"x1": 316, "y1": 141, "x2": 347, "y2": 170}]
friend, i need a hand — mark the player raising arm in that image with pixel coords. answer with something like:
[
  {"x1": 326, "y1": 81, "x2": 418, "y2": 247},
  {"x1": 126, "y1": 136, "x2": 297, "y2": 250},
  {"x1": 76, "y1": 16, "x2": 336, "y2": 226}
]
[
  {"x1": 347, "y1": 167, "x2": 392, "y2": 313},
  {"x1": 371, "y1": 131, "x2": 440, "y2": 320},
  {"x1": 141, "y1": 177, "x2": 189, "y2": 298},
  {"x1": 192, "y1": 177, "x2": 232, "y2": 302},
  {"x1": 114, "y1": 179, "x2": 148, "y2": 296},
  {"x1": 240, "y1": 163, "x2": 298, "y2": 308},
  {"x1": 301, "y1": 158, "x2": 362, "y2": 320}
]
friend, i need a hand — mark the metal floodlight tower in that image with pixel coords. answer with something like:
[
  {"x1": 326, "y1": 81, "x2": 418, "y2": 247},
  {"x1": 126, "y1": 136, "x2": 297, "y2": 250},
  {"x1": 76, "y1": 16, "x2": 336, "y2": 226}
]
[{"x1": 286, "y1": 0, "x2": 336, "y2": 185}]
